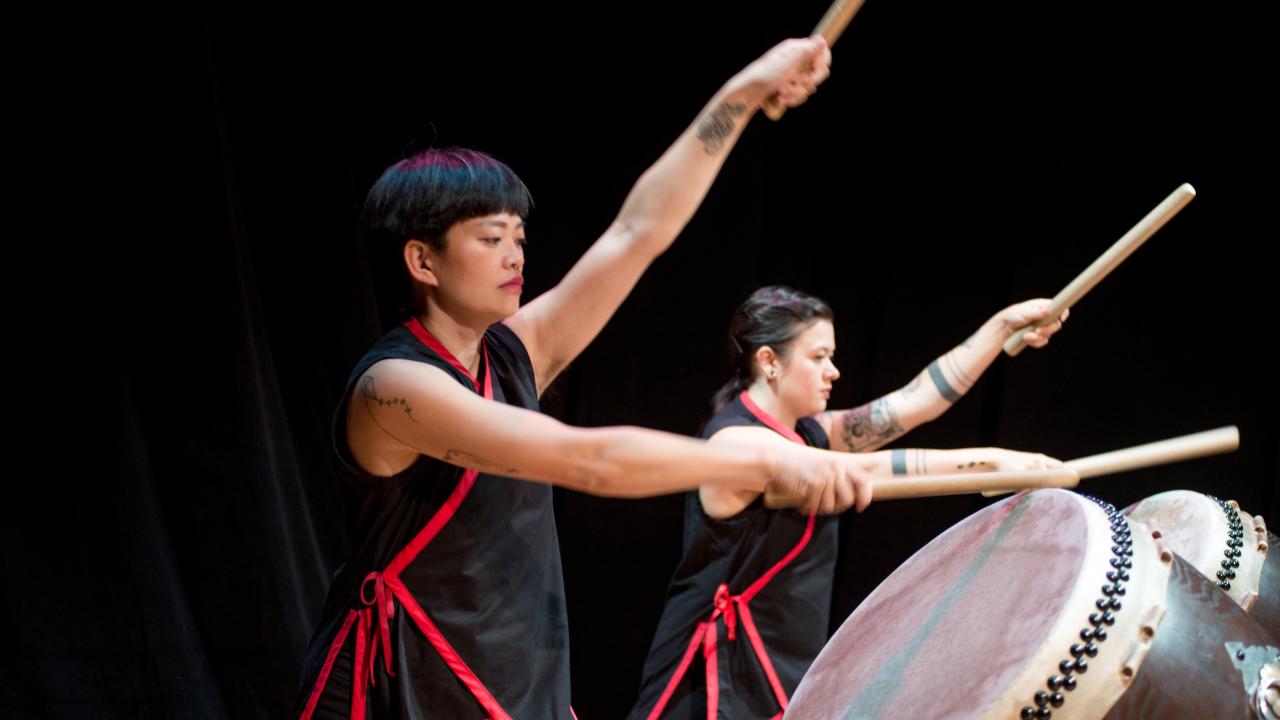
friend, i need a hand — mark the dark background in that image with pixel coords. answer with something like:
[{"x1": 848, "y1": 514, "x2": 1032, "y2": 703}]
[{"x1": 6, "y1": 0, "x2": 1276, "y2": 717}]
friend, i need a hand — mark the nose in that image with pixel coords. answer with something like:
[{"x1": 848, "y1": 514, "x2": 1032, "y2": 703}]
[
  {"x1": 509, "y1": 243, "x2": 524, "y2": 272},
  {"x1": 826, "y1": 360, "x2": 840, "y2": 382}
]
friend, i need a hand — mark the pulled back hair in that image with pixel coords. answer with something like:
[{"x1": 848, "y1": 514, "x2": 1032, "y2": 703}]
[
  {"x1": 711, "y1": 285, "x2": 835, "y2": 412},
  {"x1": 361, "y1": 148, "x2": 533, "y2": 324}
]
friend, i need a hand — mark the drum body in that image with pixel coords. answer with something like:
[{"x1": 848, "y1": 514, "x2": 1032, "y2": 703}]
[
  {"x1": 1125, "y1": 489, "x2": 1277, "y2": 640},
  {"x1": 785, "y1": 489, "x2": 1278, "y2": 719}
]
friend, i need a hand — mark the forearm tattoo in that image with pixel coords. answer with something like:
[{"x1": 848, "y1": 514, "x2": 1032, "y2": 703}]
[
  {"x1": 838, "y1": 398, "x2": 905, "y2": 451},
  {"x1": 360, "y1": 376, "x2": 419, "y2": 423},
  {"x1": 956, "y1": 460, "x2": 995, "y2": 471},
  {"x1": 892, "y1": 448, "x2": 928, "y2": 475},
  {"x1": 942, "y1": 352, "x2": 976, "y2": 391},
  {"x1": 891, "y1": 449, "x2": 907, "y2": 476},
  {"x1": 442, "y1": 449, "x2": 518, "y2": 476},
  {"x1": 696, "y1": 101, "x2": 748, "y2": 155},
  {"x1": 926, "y1": 360, "x2": 962, "y2": 404}
]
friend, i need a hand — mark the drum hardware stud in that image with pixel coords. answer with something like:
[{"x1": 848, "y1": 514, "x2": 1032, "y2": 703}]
[
  {"x1": 1139, "y1": 625, "x2": 1155, "y2": 641},
  {"x1": 1161, "y1": 550, "x2": 1174, "y2": 563},
  {"x1": 1151, "y1": 529, "x2": 1163, "y2": 539}
]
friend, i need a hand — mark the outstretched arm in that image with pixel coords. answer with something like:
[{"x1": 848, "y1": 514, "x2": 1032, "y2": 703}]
[
  {"x1": 817, "y1": 299, "x2": 1067, "y2": 452},
  {"x1": 505, "y1": 36, "x2": 833, "y2": 394},
  {"x1": 347, "y1": 358, "x2": 869, "y2": 514},
  {"x1": 697, "y1": 426, "x2": 1057, "y2": 519}
]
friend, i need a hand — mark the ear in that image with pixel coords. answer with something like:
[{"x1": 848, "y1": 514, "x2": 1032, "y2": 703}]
[
  {"x1": 754, "y1": 346, "x2": 779, "y2": 377},
  {"x1": 403, "y1": 239, "x2": 440, "y2": 287}
]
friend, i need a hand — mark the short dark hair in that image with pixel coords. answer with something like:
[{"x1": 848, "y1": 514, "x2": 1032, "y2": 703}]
[
  {"x1": 361, "y1": 148, "x2": 533, "y2": 322},
  {"x1": 712, "y1": 285, "x2": 835, "y2": 412}
]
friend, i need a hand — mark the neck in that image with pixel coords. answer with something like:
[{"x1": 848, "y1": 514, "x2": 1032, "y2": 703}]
[
  {"x1": 745, "y1": 380, "x2": 799, "y2": 431},
  {"x1": 415, "y1": 301, "x2": 488, "y2": 377}
]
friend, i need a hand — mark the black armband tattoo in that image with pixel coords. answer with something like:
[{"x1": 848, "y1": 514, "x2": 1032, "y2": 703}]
[
  {"x1": 891, "y1": 449, "x2": 907, "y2": 476},
  {"x1": 926, "y1": 360, "x2": 962, "y2": 404}
]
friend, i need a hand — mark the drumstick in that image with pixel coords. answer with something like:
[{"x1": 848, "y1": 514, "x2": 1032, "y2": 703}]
[
  {"x1": 980, "y1": 426, "x2": 1239, "y2": 497},
  {"x1": 762, "y1": 468, "x2": 1078, "y2": 509},
  {"x1": 762, "y1": 0, "x2": 868, "y2": 121},
  {"x1": 1003, "y1": 183, "x2": 1196, "y2": 357}
]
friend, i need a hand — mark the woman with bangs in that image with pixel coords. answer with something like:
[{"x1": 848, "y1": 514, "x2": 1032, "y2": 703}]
[
  {"x1": 630, "y1": 285, "x2": 1067, "y2": 720},
  {"x1": 293, "y1": 36, "x2": 879, "y2": 720}
]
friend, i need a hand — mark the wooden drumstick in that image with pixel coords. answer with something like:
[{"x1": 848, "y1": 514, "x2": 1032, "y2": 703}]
[
  {"x1": 980, "y1": 426, "x2": 1239, "y2": 497},
  {"x1": 762, "y1": 468, "x2": 1079, "y2": 509},
  {"x1": 762, "y1": 0, "x2": 868, "y2": 121},
  {"x1": 1003, "y1": 183, "x2": 1197, "y2": 357}
]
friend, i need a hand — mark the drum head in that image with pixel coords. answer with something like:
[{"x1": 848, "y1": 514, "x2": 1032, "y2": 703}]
[{"x1": 787, "y1": 489, "x2": 1092, "y2": 718}]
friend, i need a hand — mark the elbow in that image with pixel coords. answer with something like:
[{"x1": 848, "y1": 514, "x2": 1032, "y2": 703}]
[
  {"x1": 558, "y1": 427, "x2": 629, "y2": 497},
  {"x1": 608, "y1": 216, "x2": 674, "y2": 261}
]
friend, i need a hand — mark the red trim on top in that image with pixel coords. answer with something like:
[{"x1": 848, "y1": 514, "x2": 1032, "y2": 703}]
[
  {"x1": 737, "y1": 390, "x2": 805, "y2": 444},
  {"x1": 645, "y1": 390, "x2": 817, "y2": 720},
  {"x1": 405, "y1": 317, "x2": 481, "y2": 391}
]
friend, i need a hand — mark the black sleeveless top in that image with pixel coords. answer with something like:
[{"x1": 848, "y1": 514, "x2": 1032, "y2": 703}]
[
  {"x1": 293, "y1": 321, "x2": 570, "y2": 719},
  {"x1": 629, "y1": 395, "x2": 837, "y2": 719}
]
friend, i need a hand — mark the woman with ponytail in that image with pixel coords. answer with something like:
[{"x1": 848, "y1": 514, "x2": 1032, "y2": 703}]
[{"x1": 630, "y1": 285, "x2": 1068, "y2": 720}]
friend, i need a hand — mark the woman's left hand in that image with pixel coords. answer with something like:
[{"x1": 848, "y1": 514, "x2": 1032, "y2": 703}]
[{"x1": 997, "y1": 298, "x2": 1069, "y2": 349}]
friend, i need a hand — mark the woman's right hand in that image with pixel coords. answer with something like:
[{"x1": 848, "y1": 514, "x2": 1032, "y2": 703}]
[
  {"x1": 731, "y1": 36, "x2": 832, "y2": 110},
  {"x1": 766, "y1": 444, "x2": 873, "y2": 515}
]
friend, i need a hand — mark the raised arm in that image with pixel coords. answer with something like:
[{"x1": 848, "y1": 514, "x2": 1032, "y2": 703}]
[
  {"x1": 817, "y1": 299, "x2": 1067, "y2": 452},
  {"x1": 347, "y1": 358, "x2": 869, "y2": 514},
  {"x1": 505, "y1": 37, "x2": 832, "y2": 394}
]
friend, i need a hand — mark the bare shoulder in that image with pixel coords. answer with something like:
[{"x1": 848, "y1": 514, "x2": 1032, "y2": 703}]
[{"x1": 344, "y1": 359, "x2": 464, "y2": 477}]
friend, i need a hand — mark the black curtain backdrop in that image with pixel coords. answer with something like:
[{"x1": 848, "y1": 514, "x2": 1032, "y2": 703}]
[{"x1": 6, "y1": 1, "x2": 1276, "y2": 718}]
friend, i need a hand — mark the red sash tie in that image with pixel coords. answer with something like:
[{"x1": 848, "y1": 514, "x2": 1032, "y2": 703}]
[{"x1": 645, "y1": 391, "x2": 817, "y2": 720}]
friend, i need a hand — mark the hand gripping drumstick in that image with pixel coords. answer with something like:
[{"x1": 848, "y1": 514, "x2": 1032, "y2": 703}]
[
  {"x1": 1003, "y1": 183, "x2": 1197, "y2": 356},
  {"x1": 980, "y1": 425, "x2": 1240, "y2": 497},
  {"x1": 762, "y1": 0, "x2": 868, "y2": 121},
  {"x1": 762, "y1": 468, "x2": 1079, "y2": 509}
]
